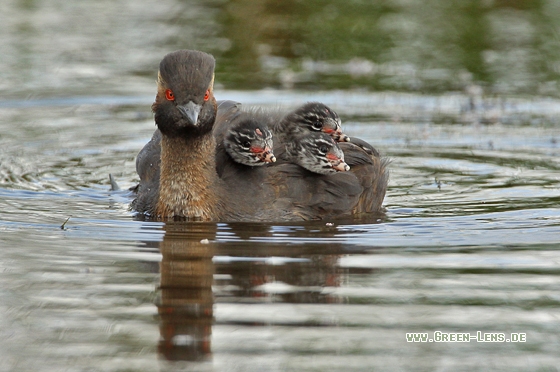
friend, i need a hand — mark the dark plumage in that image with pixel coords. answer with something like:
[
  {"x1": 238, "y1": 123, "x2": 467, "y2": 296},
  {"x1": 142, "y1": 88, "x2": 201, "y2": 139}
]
[
  {"x1": 153, "y1": 50, "x2": 216, "y2": 138},
  {"x1": 133, "y1": 50, "x2": 222, "y2": 220},
  {"x1": 132, "y1": 50, "x2": 389, "y2": 221},
  {"x1": 284, "y1": 132, "x2": 349, "y2": 175},
  {"x1": 214, "y1": 112, "x2": 275, "y2": 175},
  {"x1": 225, "y1": 123, "x2": 274, "y2": 165},
  {"x1": 339, "y1": 141, "x2": 390, "y2": 214},
  {"x1": 272, "y1": 102, "x2": 350, "y2": 143}
]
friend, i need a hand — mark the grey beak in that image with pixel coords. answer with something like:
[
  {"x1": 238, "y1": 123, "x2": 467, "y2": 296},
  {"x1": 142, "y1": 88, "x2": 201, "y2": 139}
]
[{"x1": 177, "y1": 101, "x2": 202, "y2": 126}]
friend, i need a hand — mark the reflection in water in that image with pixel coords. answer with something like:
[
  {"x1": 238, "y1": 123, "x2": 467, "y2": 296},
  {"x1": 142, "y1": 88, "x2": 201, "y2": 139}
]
[
  {"x1": 157, "y1": 223, "x2": 216, "y2": 361},
  {"x1": 213, "y1": 222, "x2": 355, "y2": 307},
  {"x1": 214, "y1": 250, "x2": 344, "y2": 307},
  {"x1": 156, "y1": 222, "x2": 353, "y2": 362},
  {"x1": 150, "y1": 220, "x2": 560, "y2": 370}
]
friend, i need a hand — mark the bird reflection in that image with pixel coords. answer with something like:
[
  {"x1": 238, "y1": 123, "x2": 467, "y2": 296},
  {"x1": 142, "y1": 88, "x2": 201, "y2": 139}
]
[
  {"x1": 156, "y1": 222, "x2": 216, "y2": 361},
  {"x1": 154, "y1": 220, "x2": 376, "y2": 362}
]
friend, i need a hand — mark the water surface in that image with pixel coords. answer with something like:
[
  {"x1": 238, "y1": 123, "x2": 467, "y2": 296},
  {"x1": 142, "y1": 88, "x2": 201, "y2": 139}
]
[{"x1": 1, "y1": 1, "x2": 560, "y2": 371}]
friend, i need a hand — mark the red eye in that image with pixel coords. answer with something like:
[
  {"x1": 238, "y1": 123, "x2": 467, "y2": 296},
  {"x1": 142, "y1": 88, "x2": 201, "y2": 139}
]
[
  {"x1": 165, "y1": 89, "x2": 174, "y2": 101},
  {"x1": 204, "y1": 90, "x2": 210, "y2": 101}
]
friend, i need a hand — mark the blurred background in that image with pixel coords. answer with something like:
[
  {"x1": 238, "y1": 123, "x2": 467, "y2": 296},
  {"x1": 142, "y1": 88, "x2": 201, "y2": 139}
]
[{"x1": 3, "y1": 0, "x2": 560, "y2": 98}]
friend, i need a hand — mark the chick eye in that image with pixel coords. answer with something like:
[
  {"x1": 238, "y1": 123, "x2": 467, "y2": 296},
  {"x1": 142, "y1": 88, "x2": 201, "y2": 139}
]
[
  {"x1": 241, "y1": 140, "x2": 251, "y2": 149},
  {"x1": 319, "y1": 145, "x2": 328, "y2": 154},
  {"x1": 204, "y1": 90, "x2": 210, "y2": 101},
  {"x1": 312, "y1": 121, "x2": 323, "y2": 130},
  {"x1": 165, "y1": 89, "x2": 175, "y2": 101}
]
